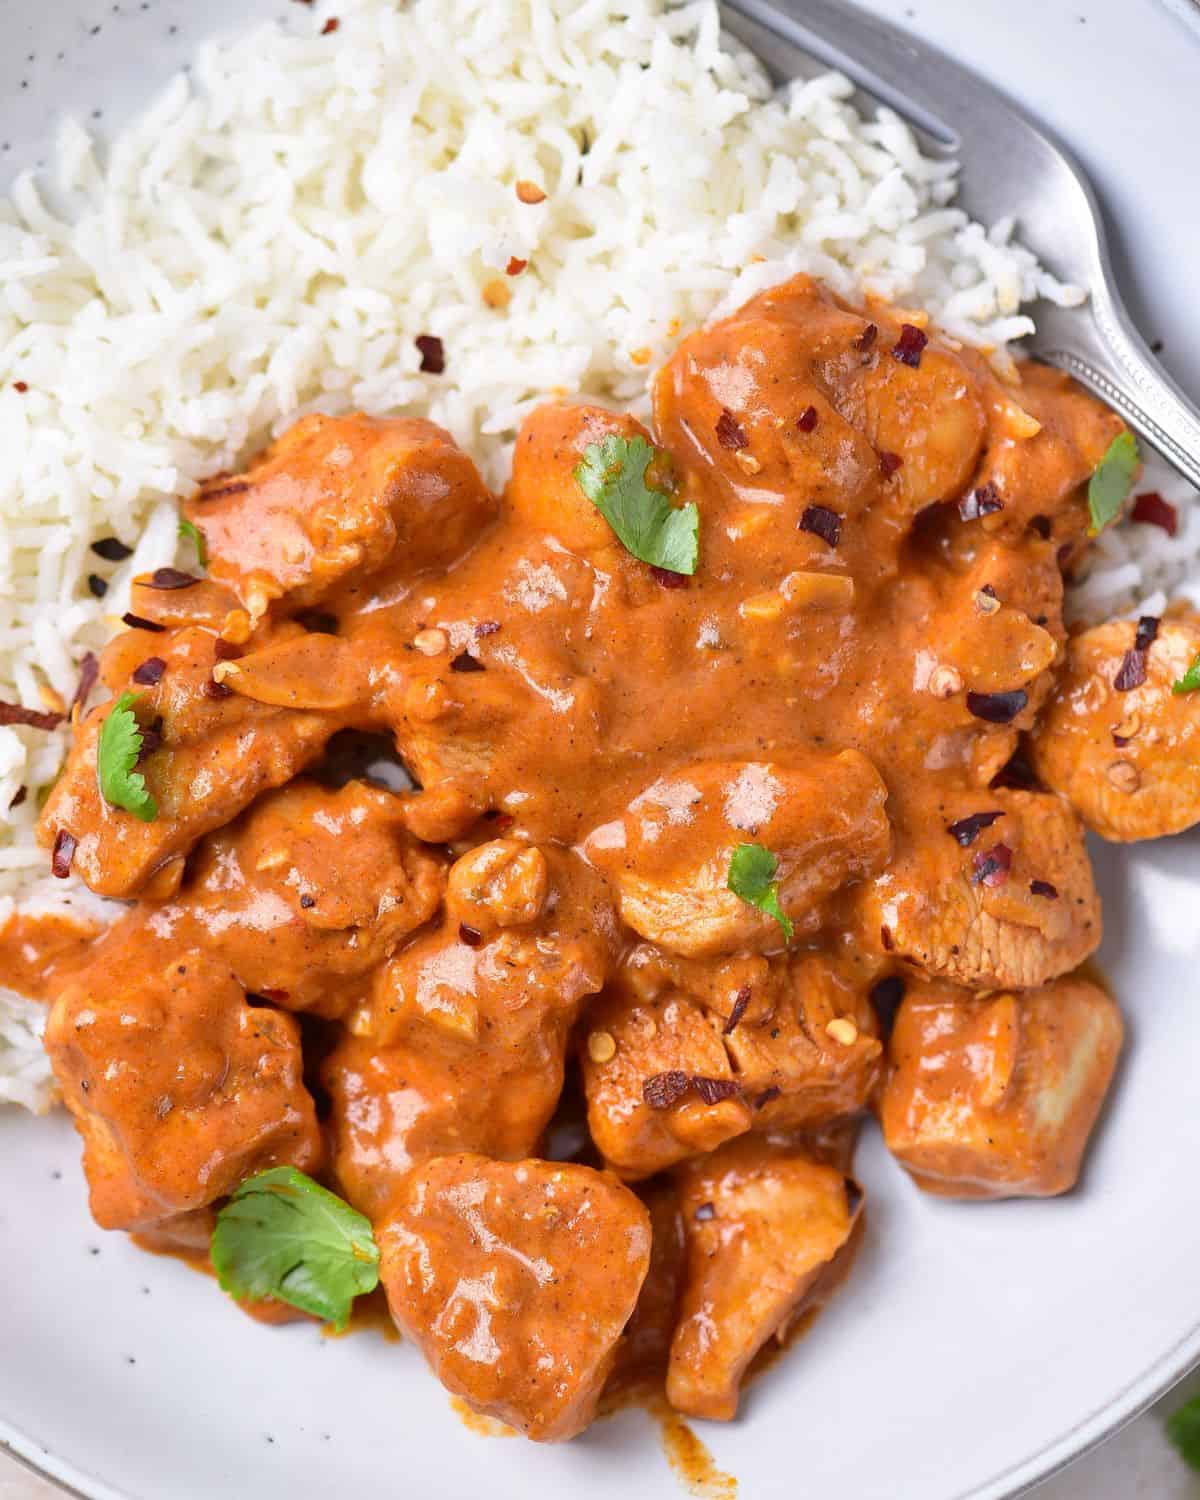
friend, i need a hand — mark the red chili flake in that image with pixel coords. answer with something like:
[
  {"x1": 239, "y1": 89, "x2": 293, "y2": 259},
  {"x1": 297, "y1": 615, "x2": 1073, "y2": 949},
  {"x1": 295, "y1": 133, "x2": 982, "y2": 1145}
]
[
  {"x1": 715, "y1": 409, "x2": 749, "y2": 451},
  {"x1": 0, "y1": 700, "x2": 65, "y2": 731},
  {"x1": 1030, "y1": 879, "x2": 1059, "y2": 899},
  {"x1": 458, "y1": 923, "x2": 483, "y2": 947},
  {"x1": 51, "y1": 829, "x2": 77, "y2": 879},
  {"x1": 643, "y1": 1070, "x2": 691, "y2": 1110},
  {"x1": 122, "y1": 612, "x2": 167, "y2": 634},
  {"x1": 754, "y1": 1086, "x2": 782, "y2": 1110},
  {"x1": 880, "y1": 924, "x2": 894, "y2": 952},
  {"x1": 722, "y1": 986, "x2": 751, "y2": 1035},
  {"x1": 972, "y1": 843, "x2": 1012, "y2": 887},
  {"x1": 13, "y1": 381, "x2": 28, "y2": 393},
  {"x1": 87, "y1": 574, "x2": 108, "y2": 599},
  {"x1": 146, "y1": 567, "x2": 199, "y2": 590},
  {"x1": 1029, "y1": 515, "x2": 1052, "y2": 540},
  {"x1": 947, "y1": 810, "x2": 1003, "y2": 847},
  {"x1": 258, "y1": 988, "x2": 291, "y2": 1006},
  {"x1": 892, "y1": 323, "x2": 928, "y2": 367},
  {"x1": 92, "y1": 537, "x2": 133, "y2": 562},
  {"x1": 691, "y1": 1076, "x2": 741, "y2": 1106},
  {"x1": 966, "y1": 688, "x2": 1027, "y2": 724},
  {"x1": 474, "y1": 620, "x2": 502, "y2": 638},
  {"x1": 1130, "y1": 491, "x2": 1178, "y2": 536},
  {"x1": 300, "y1": 894, "x2": 317, "y2": 910},
  {"x1": 321, "y1": 16, "x2": 340, "y2": 33},
  {"x1": 854, "y1": 323, "x2": 878, "y2": 354},
  {"x1": 1114, "y1": 617, "x2": 1158, "y2": 692},
  {"x1": 415, "y1": 334, "x2": 445, "y2": 374},
  {"x1": 132, "y1": 657, "x2": 167, "y2": 687},
  {"x1": 693, "y1": 1201, "x2": 716, "y2": 1222},
  {"x1": 71, "y1": 652, "x2": 100, "y2": 716},
  {"x1": 799, "y1": 505, "x2": 842, "y2": 547},
  {"x1": 213, "y1": 638, "x2": 244, "y2": 661},
  {"x1": 505, "y1": 257, "x2": 527, "y2": 276},
  {"x1": 296, "y1": 610, "x2": 338, "y2": 635},
  {"x1": 869, "y1": 975, "x2": 906, "y2": 1038},
  {"x1": 9, "y1": 785, "x2": 27, "y2": 809},
  {"x1": 796, "y1": 405, "x2": 819, "y2": 433},
  {"x1": 649, "y1": 565, "x2": 689, "y2": 589},
  {"x1": 958, "y1": 483, "x2": 1004, "y2": 522},
  {"x1": 197, "y1": 479, "x2": 250, "y2": 503},
  {"x1": 203, "y1": 677, "x2": 233, "y2": 700},
  {"x1": 878, "y1": 451, "x2": 903, "y2": 479},
  {"x1": 450, "y1": 651, "x2": 485, "y2": 673}
]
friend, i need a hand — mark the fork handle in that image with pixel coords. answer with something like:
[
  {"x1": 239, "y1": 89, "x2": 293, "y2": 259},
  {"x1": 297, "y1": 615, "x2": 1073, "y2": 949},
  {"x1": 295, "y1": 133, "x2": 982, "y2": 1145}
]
[{"x1": 1033, "y1": 289, "x2": 1200, "y2": 492}]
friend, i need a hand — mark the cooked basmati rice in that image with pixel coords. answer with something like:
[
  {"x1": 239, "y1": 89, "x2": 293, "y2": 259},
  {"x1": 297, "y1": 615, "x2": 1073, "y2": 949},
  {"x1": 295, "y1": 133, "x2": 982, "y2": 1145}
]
[{"x1": 0, "y1": 0, "x2": 1195, "y2": 1109}]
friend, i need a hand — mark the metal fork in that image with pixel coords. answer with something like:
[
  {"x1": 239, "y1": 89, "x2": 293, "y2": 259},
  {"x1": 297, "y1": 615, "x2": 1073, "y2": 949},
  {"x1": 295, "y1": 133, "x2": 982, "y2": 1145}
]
[{"x1": 722, "y1": 0, "x2": 1200, "y2": 491}]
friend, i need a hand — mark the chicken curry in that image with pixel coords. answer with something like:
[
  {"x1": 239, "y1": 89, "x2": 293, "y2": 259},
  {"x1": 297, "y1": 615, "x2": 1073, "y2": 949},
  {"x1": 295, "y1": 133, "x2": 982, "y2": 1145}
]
[{"x1": 9, "y1": 273, "x2": 1198, "y2": 1439}]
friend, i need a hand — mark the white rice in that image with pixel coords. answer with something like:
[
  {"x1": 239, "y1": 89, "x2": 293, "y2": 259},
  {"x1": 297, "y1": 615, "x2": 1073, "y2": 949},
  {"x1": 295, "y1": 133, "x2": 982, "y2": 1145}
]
[{"x1": 0, "y1": 0, "x2": 1194, "y2": 1109}]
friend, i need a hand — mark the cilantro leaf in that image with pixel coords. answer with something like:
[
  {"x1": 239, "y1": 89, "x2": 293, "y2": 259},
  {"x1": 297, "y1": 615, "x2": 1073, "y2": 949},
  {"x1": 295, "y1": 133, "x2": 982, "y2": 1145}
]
[
  {"x1": 1172, "y1": 652, "x2": 1200, "y2": 695},
  {"x1": 178, "y1": 518, "x2": 208, "y2": 569},
  {"x1": 1087, "y1": 431, "x2": 1139, "y2": 535},
  {"x1": 1167, "y1": 1394, "x2": 1200, "y2": 1471},
  {"x1": 727, "y1": 842, "x2": 793, "y2": 942},
  {"x1": 574, "y1": 434, "x2": 699, "y2": 575},
  {"x1": 211, "y1": 1167, "x2": 380, "y2": 1330},
  {"x1": 97, "y1": 692, "x2": 158, "y2": 822}
]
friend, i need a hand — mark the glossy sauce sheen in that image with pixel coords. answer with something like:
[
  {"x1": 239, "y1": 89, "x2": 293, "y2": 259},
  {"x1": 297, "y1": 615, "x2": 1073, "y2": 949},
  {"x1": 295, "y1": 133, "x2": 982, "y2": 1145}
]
[{"x1": 31, "y1": 273, "x2": 1184, "y2": 1442}]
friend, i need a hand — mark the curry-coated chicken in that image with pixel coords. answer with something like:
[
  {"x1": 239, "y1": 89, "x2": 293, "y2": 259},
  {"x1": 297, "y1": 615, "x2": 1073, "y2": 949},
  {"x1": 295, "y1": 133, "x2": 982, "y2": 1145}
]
[
  {"x1": 20, "y1": 267, "x2": 1157, "y2": 1444},
  {"x1": 377, "y1": 1154, "x2": 651, "y2": 1441},
  {"x1": 879, "y1": 975, "x2": 1124, "y2": 1198},
  {"x1": 1031, "y1": 614, "x2": 1200, "y2": 841},
  {"x1": 666, "y1": 1137, "x2": 861, "y2": 1421},
  {"x1": 45, "y1": 941, "x2": 320, "y2": 1233}
]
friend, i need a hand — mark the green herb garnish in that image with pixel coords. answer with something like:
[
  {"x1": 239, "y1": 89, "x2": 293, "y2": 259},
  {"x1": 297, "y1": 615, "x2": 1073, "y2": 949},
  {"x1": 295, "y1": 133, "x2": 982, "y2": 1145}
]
[
  {"x1": 97, "y1": 692, "x2": 158, "y2": 822},
  {"x1": 178, "y1": 518, "x2": 208, "y2": 569},
  {"x1": 1172, "y1": 653, "x2": 1200, "y2": 695},
  {"x1": 211, "y1": 1167, "x2": 380, "y2": 1331},
  {"x1": 574, "y1": 434, "x2": 699, "y2": 575},
  {"x1": 1087, "y1": 431, "x2": 1139, "y2": 535},
  {"x1": 727, "y1": 842, "x2": 793, "y2": 942},
  {"x1": 1167, "y1": 1394, "x2": 1200, "y2": 1471}
]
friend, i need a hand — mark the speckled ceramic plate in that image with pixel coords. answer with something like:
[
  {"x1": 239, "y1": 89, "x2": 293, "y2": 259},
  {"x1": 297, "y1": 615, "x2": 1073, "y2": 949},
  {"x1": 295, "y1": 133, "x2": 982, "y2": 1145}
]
[{"x1": 2, "y1": 3, "x2": 1200, "y2": 1498}]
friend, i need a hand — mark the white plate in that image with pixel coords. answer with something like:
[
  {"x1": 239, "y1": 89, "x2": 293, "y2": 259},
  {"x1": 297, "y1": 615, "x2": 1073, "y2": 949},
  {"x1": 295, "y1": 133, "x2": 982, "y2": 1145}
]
[{"x1": 2, "y1": 3, "x2": 1200, "y2": 1497}]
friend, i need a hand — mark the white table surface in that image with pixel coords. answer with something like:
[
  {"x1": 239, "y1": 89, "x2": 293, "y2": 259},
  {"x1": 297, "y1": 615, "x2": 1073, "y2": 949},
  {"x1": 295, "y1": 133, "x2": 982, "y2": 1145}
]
[{"x1": 4, "y1": 1375, "x2": 1200, "y2": 1500}]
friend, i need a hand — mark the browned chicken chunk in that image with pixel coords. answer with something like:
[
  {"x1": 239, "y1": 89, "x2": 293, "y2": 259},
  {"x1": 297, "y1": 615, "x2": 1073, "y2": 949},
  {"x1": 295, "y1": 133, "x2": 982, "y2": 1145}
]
[
  {"x1": 879, "y1": 975, "x2": 1123, "y2": 1198},
  {"x1": 45, "y1": 942, "x2": 320, "y2": 1232},
  {"x1": 1031, "y1": 615, "x2": 1200, "y2": 841},
  {"x1": 188, "y1": 413, "x2": 495, "y2": 615},
  {"x1": 136, "y1": 779, "x2": 445, "y2": 1016},
  {"x1": 377, "y1": 1154, "x2": 651, "y2": 1440},
  {"x1": 667, "y1": 1137, "x2": 860, "y2": 1421},
  {"x1": 857, "y1": 788, "x2": 1101, "y2": 989},
  {"x1": 583, "y1": 752, "x2": 890, "y2": 958}
]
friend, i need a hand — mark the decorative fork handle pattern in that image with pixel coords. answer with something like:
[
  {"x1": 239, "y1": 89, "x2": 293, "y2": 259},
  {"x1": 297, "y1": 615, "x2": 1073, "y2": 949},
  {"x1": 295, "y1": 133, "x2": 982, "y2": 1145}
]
[{"x1": 1028, "y1": 295, "x2": 1200, "y2": 493}]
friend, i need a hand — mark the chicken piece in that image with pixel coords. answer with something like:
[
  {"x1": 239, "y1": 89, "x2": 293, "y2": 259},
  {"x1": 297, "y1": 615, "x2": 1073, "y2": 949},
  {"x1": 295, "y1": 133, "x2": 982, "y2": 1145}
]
[
  {"x1": 653, "y1": 275, "x2": 985, "y2": 560},
  {"x1": 667, "y1": 1137, "x2": 860, "y2": 1421},
  {"x1": 879, "y1": 975, "x2": 1124, "y2": 1198},
  {"x1": 581, "y1": 982, "x2": 751, "y2": 1180},
  {"x1": 187, "y1": 414, "x2": 495, "y2": 615},
  {"x1": 508, "y1": 402, "x2": 656, "y2": 555},
  {"x1": 1031, "y1": 616, "x2": 1200, "y2": 842},
  {"x1": 583, "y1": 752, "x2": 890, "y2": 959},
  {"x1": 377, "y1": 1154, "x2": 652, "y2": 1441},
  {"x1": 964, "y1": 358, "x2": 1127, "y2": 544},
  {"x1": 858, "y1": 788, "x2": 1101, "y2": 990},
  {"x1": 722, "y1": 953, "x2": 883, "y2": 1129},
  {"x1": 38, "y1": 625, "x2": 342, "y2": 899},
  {"x1": 323, "y1": 1032, "x2": 572, "y2": 1219},
  {"x1": 45, "y1": 942, "x2": 320, "y2": 1233},
  {"x1": 141, "y1": 780, "x2": 445, "y2": 1017}
]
